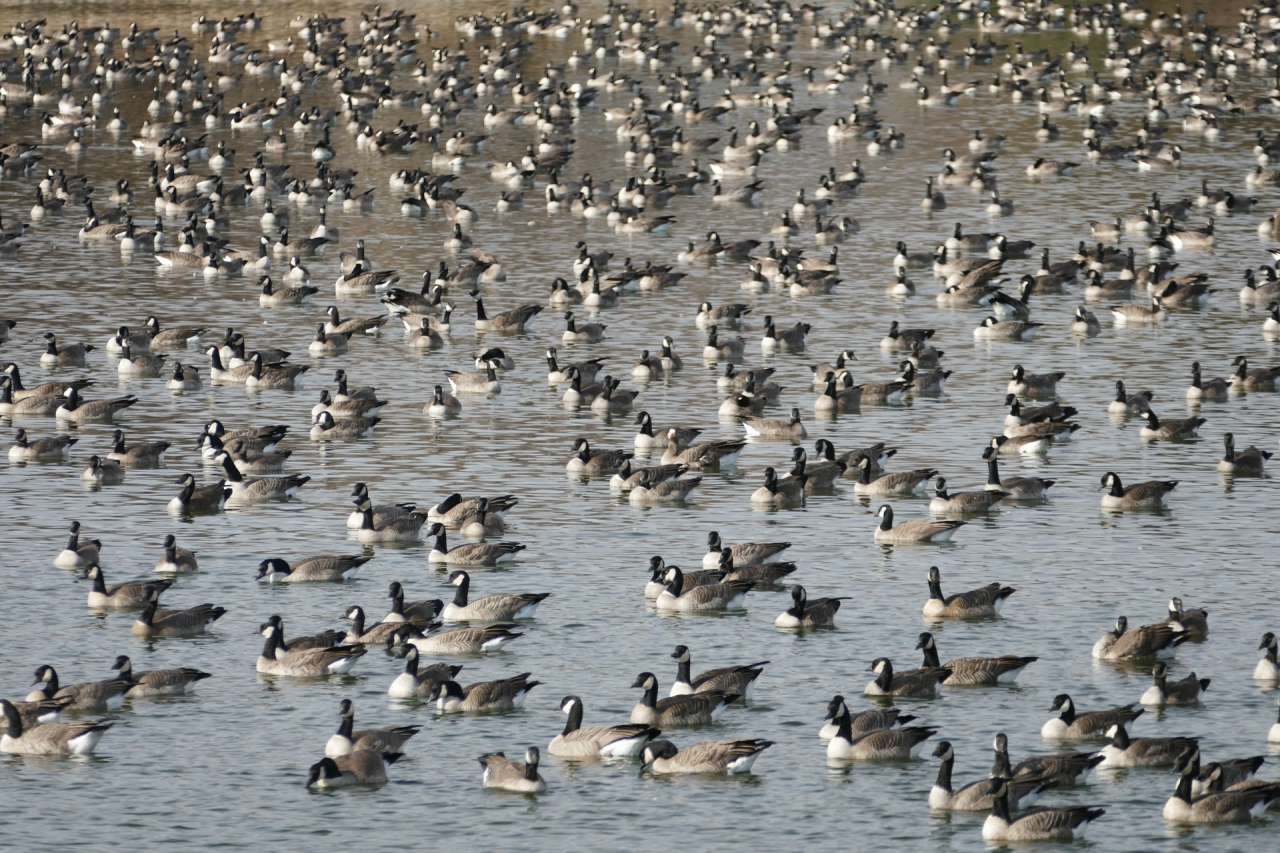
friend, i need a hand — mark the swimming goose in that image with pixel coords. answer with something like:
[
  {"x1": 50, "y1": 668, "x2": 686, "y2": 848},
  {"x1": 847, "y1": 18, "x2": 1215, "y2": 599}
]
[
  {"x1": 111, "y1": 655, "x2": 210, "y2": 698},
  {"x1": 783, "y1": 447, "x2": 844, "y2": 491},
  {"x1": 702, "y1": 326, "x2": 746, "y2": 360},
  {"x1": 342, "y1": 606, "x2": 419, "y2": 645},
  {"x1": 387, "y1": 646, "x2": 461, "y2": 699},
  {"x1": 81, "y1": 455, "x2": 125, "y2": 485},
  {"x1": 382, "y1": 583, "x2": 443, "y2": 626},
  {"x1": 168, "y1": 473, "x2": 231, "y2": 514},
  {"x1": 704, "y1": 533, "x2": 791, "y2": 569},
  {"x1": 0, "y1": 700, "x2": 112, "y2": 756},
  {"x1": 1165, "y1": 748, "x2": 1280, "y2": 823},
  {"x1": 1140, "y1": 411, "x2": 1205, "y2": 440},
  {"x1": 427, "y1": 494, "x2": 519, "y2": 527},
  {"x1": 774, "y1": 585, "x2": 846, "y2": 629},
  {"x1": 479, "y1": 747, "x2": 546, "y2": 792},
  {"x1": 256, "y1": 623, "x2": 365, "y2": 676},
  {"x1": 566, "y1": 438, "x2": 632, "y2": 473},
  {"x1": 215, "y1": 453, "x2": 310, "y2": 503},
  {"x1": 107, "y1": 429, "x2": 169, "y2": 466},
  {"x1": 455, "y1": 498, "x2": 507, "y2": 538},
  {"x1": 899, "y1": 363, "x2": 950, "y2": 395},
  {"x1": 876, "y1": 506, "x2": 964, "y2": 544},
  {"x1": 56, "y1": 388, "x2": 138, "y2": 423},
  {"x1": 9, "y1": 429, "x2": 77, "y2": 463},
  {"x1": 1166, "y1": 598, "x2": 1209, "y2": 637},
  {"x1": 245, "y1": 353, "x2": 308, "y2": 390},
  {"x1": 1218, "y1": 433, "x2": 1271, "y2": 474},
  {"x1": 472, "y1": 293, "x2": 541, "y2": 333},
  {"x1": 326, "y1": 699, "x2": 420, "y2": 758},
  {"x1": 54, "y1": 521, "x2": 99, "y2": 569},
  {"x1": 1111, "y1": 295, "x2": 1168, "y2": 324},
  {"x1": 992, "y1": 732, "x2": 1105, "y2": 787},
  {"x1": 166, "y1": 362, "x2": 201, "y2": 391},
  {"x1": 826, "y1": 698, "x2": 938, "y2": 760},
  {"x1": 1100, "y1": 722, "x2": 1198, "y2": 768},
  {"x1": 760, "y1": 315, "x2": 809, "y2": 352},
  {"x1": 655, "y1": 565, "x2": 754, "y2": 612},
  {"x1": 1041, "y1": 694, "x2": 1146, "y2": 741},
  {"x1": 424, "y1": 385, "x2": 463, "y2": 418},
  {"x1": 922, "y1": 566, "x2": 1013, "y2": 618},
  {"x1": 434, "y1": 673, "x2": 541, "y2": 713},
  {"x1": 742, "y1": 408, "x2": 807, "y2": 440},
  {"x1": 1192, "y1": 754, "x2": 1269, "y2": 799},
  {"x1": 427, "y1": 524, "x2": 524, "y2": 565},
  {"x1": 630, "y1": 673, "x2": 736, "y2": 726},
  {"x1": 153, "y1": 534, "x2": 198, "y2": 573},
  {"x1": 980, "y1": 448, "x2": 1054, "y2": 498},
  {"x1": 645, "y1": 558, "x2": 724, "y2": 601},
  {"x1": 929, "y1": 478, "x2": 1008, "y2": 514},
  {"x1": 308, "y1": 324, "x2": 349, "y2": 356},
  {"x1": 561, "y1": 311, "x2": 606, "y2": 344},
  {"x1": 390, "y1": 622, "x2": 523, "y2": 655},
  {"x1": 661, "y1": 434, "x2": 745, "y2": 470},
  {"x1": 2, "y1": 364, "x2": 93, "y2": 402},
  {"x1": 632, "y1": 412, "x2": 701, "y2": 452},
  {"x1": 549, "y1": 696, "x2": 660, "y2": 759},
  {"x1": 1141, "y1": 662, "x2": 1209, "y2": 706},
  {"x1": 2, "y1": 696, "x2": 72, "y2": 729},
  {"x1": 350, "y1": 498, "x2": 425, "y2": 543},
  {"x1": 667, "y1": 646, "x2": 767, "y2": 701},
  {"x1": 750, "y1": 467, "x2": 806, "y2": 507},
  {"x1": 1093, "y1": 616, "x2": 1189, "y2": 660},
  {"x1": 132, "y1": 590, "x2": 226, "y2": 637},
  {"x1": 982, "y1": 777, "x2": 1105, "y2": 841},
  {"x1": 258, "y1": 555, "x2": 370, "y2": 583},
  {"x1": 611, "y1": 461, "x2": 689, "y2": 492},
  {"x1": 1229, "y1": 355, "x2": 1280, "y2": 392},
  {"x1": 1108, "y1": 381, "x2": 1154, "y2": 416},
  {"x1": 850, "y1": 457, "x2": 935, "y2": 497},
  {"x1": 26, "y1": 664, "x2": 129, "y2": 712},
  {"x1": 929, "y1": 742, "x2": 1056, "y2": 811},
  {"x1": 442, "y1": 571, "x2": 549, "y2": 622},
  {"x1": 345, "y1": 484, "x2": 416, "y2": 529},
  {"x1": 1099, "y1": 472, "x2": 1177, "y2": 509},
  {"x1": 865, "y1": 658, "x2": 951, "y2": 698},
  {"x1": 818, "y1": 696, "x2": 917, "y2": 741},
  {"x1": 696, "y1": 301, "x2": 751, "y2": 328},
  {"x1": 0, "y1": 378, "x2": 62, "y2": 415},
  {"x1": 629, "y1": 470, "x2": 701, "y2": 505},
  {"x1": 40, "y1": 333, "x2": 94, "y2": 366},
  {"x1": 642, "y1": 739, "x2": 773, "y2": 775},
  {"x1": 306, "y1": 750, "x2": 400, "y2": 788},
  {"x1": 1006, "y1": 365, "x2": 1063, "y2": 397},
  {"x1": 117, "y1": 340, "x2": 167, "y2": 376},
  {"x1": 917, "y1": 633, "x2": 1036, "y2": 686},
  {"x1": 1071, "y1": 306, "x2": 1101, "y2": 336},
  {"x1": 1257, "y1": 634, "x2": 1280, "y2": 682},
  {"x1": 880, "y1": 322, "x2": 934, "y2": 351},
  {"x1": 83, "y1": 564, "x2": 172, "y2": 608}
]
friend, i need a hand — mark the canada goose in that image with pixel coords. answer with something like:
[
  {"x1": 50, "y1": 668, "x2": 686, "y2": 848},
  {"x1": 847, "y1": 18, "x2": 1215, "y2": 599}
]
[
  {"x1": 427, "y1": 524, "x2": 524, "y2": 565},
  {"x1": 875, "y1": 506, "x2": 964, "y2": 544},
  {"x1": 81, "y1": 455, "x2": 125, "y2": 485},
  {"x1": 1229, "y1": 355, "x2": 1280, "y2": 392},
  {"x1": 980, "y1": 448, "x2": 1054, "y2": 498},
  {"x1": 662, "y1": 433, "x2": 745, "y2": 470},
  {"x1": 306, "y1": 750, "x2": 400, "y2": 788},
  {"x1": 1140, "y1": 410, "x2": 1205, "y2": 440},
  {"x1": 922, "y1": 566, "x2": 1013, "y2": 618},
  {"x1": 106, "y1": 429, "x2": 169, "y2": 466},
  {"x1": 424, "y1": 384, "x2": 463, "y2": 418},
  {"x1": 258, "y1": 555, "x2": 369, "y2": 583},
  {"x1": 771, "y1": 584, "x2": 845, "y2": 628},
  {"x1": 0, "y1": 700, "x2": 112, "y2": 756},
  {"x1": 983, "y1": 777, "x2": 1105, "y2": 841},
  {"x1": 1092, "y1": 616, "x2": 1189, "y2": 660},
  {"x1": 630, "y1": 672, "x2": 736, "y2": 726},
  {"x1": 917, "y1": 632, "x2": 1036, "y2": 686},
  {"x1": 26, "y1": 664, "x2": 129, "y2": 712},
  {"x1": 257, "y1": 623, "x2": 365, "y2": 676},
  {"x1": 1041, "y1": 694, "x2": 1146, "y2": 741},
  {"x1": 0, "y1": 377, "x2": 62, "y2": 415},
  {"x1": 1099, "y1": 722, "x2": 1197, "y2": 768},
  {"x1": 760, "y1": 315, "x2": 810, "y2": 352},
  {"x1": 1111, "y1": 296, "x2": 1167, "y2": 324},
  {"x1": 644, "y1": 557, "x2": 723, "y2": 600},
  {"x1": 1108, "y1": 381, "x2": 1154, "y2": 416},
  {"x1": 308, "y1": 324, "x2": 349, "y2": 356},
  {"x1": 741, "y1": 408, "x2": 807, "y2": 440},
  {"x1": 696, "y1": 301, "x2": 751, "y2": 328},
  {"x1": 455, "y1": 498, "x2": 506, "y2": 539},
  {"x1": 849, "y1": 456, "x2": 934, "y2": 497},
  {"x1": 168, "y1": 473, "x2": 231, "y2": 514},
  {"x1": 818, "y1": 695, "x2": 917, "y2": 741},
  {"x1": 472, "y1": 293, "x2": 541, "y2": 333},
  {"x1": 703, "y1": 533, "x2": 791, "y2": 570},
  {"x1": 1141, "y1": 662, "x2": 1209, "y2": 706},
  {"x1": 1257, "y1": 634, "x2": 1280, "y2": 682},
  {"x1": 83, "y1": 564, "x2": 172, "y2": 608},
  {"x1": 1218, "y1": 433, "x2": 1271, "y2": 474},
  {"x1": 865, "y1": 658, "x2": 951, "y2": 698},
  {"x1": 1025, "y1": 158, "x2": 1080, "y2": 178},
  {"x1": 442, "y1": 571, "x2": 549, "y2": 623},
  {"x1": 826, "y1": 697, "x2": 938, "y2": 760},
  {"x1": 629, "y1": 470, "x2": 702, "y2": 505},
  {"x1": 215, "y1": 453, "x2": 310, "y2": 504},
  {"x1": 566, "y1": 437, "x2": 632, "y2": 473},
  {"x1": 132, "y1": 590, "x2": 226, "y2": 637},
  {"x1": 165, "y1": 362, "x2": 201, "y2": 391},
  {"x1": 1192, "y1": 754, "x2": 1270, "y2": 799},
  {"x1": 655, "y1": 565, "x2": 754, "y2": 612},
  {"x1": 348, "y1": 498, "x2": 425, "y2": 543},
  {"x1": 343, "y1": 484, "x2": 415, "y2": 530},
  {"x1": 1166, "y1": 597, "x2": 1209, "y2": 637},
  {"x1": 9, "y1": 429, "x2": 78, "y2": 463},
  {"x1": 55, "y1": 388, "x2": 138, "y2": 423},
  {"x1": 549, "y1": 696, "x2": 660, "y2": 759},
  {"x1": 1164, "y1": 748, "x2": 1280, "y2": 823},
  {"x1": 389, "y1": 622, "x2": 523, "y2": 656},
  {"x1": 640, "y1": 738, "x2": 773, "y2": 775},
  {"x1": 381, "y1": 582, "x2": 443, "y2": 627},
  {"x1": 111, "y1": 655, "x2": 210, "y2": 698},
  {"x1": 116, "y1": 340, "x2": 167, "y2": 377},
  {"x1": 427, "y1": 494, "x2": 519, "y2": 527},
  {"x1": 1007, "y1": 365, "x2": 1063, "y2": 397},
  {"x1": 989, "y1": 433, "x2": 1051, "y2": 456},
  {"x1": 1099, "y1": 472, "x2": 1177, "y2": 510},
  {"x1": 434, "y1": 672, "x2": 541, "y2": 713},
  {"x1": 40, "y1": 333, "x2": 94, "y2": 367},
  {"x1": 929, "y1": 741, "x2": 1056, "y2": 811},
  {"x1": 702, "y1": 326, "x2": 746, "y2": 361},
  {"x1": 153, "y1": 534, "x2": 198, "y2": 573},
  {"x1": 244, "y1": 353, "x2": 308, "y2": 390},
  {"x1": 610, "y1": 461, "x2": 688, "y2": 493},
  {"x1": 479, "y1": 747, "x2": 546, "y2": 792},
  {"x1": 632, "y1": 412, "x2": 701, "y2": 452},
  {"x1": 750, "y1": 467, "x2": 806, "y2": 507},
  {"x1": 325, "y1": 700, "x2": 420, "y2": 758},
  {"x1": 1071, "y1": 306, "x2": 1101, "y2": 336},
  {"x1": 929, "y1": 477, "x2": 1008, "y2": 514},
  {"x1": 386, "y1": 646, "x2": 460, "y2": 699},
  {"x1": 666, "y1": 646, "x2": 767, "y2": 702}
]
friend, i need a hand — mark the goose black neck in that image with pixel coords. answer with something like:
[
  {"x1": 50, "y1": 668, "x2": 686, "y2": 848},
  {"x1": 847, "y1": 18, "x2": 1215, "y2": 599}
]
[
  {"x1": 989, "y1": 745, "x2": 1012, "y2": 779},
  {"x1": 261, "y1": 632, "x2": 280, "y2": 659},
  {"x1": 452, "y1": 574, "x2": 470, "y2": 607},
  {"x1": 927, "y1": 576, "x2": 944, "y2": 601},
  {"x1": 676, "y1": 657, "x2": 692, "y2": 686},
  {"x1": 336, "y1": 712, "x2": 354, "y2": 740},
  {"x1": 921, "y1": 645, "x2": 941, "y2": 668},
  {"x1": 348, "y1": 609, "x2": 366, "y2": 636},
  {"x1": 878, "y1": 508, "x2": 894, "y2": 531},
  {"x1": 1173, "y1": 766, "x2": 1195, "y2": 803},
  {"x1": 138, "y1": 597, "x2": 158, "y2": 626},
  {"x1": 989, "y1": 785, "x2": 1011, "y2": 822},
  {"x1": 985, "y1": 455, "x2": 1001, "y2": 486},
  {"x1": 934, "y1": 753, "x2": 954, "y2": 793},
  {"x1": 835, "y1": 707, "x2": 853, "y2": 742},
  {"x1": 433, "y1": 528, "x2": 449, "y2": 553},
  {"x1": 359, "y1": 504, "x2": 375, "y2": 530},
  {"x1": 875, "y1": 662, "x2": 893, "y2": 691},
  {"x1": 1058, "y1": 698, "x2": 1075, "y2": 725},
  {"x1": 562, "y1": 700, "x2": 584, "y2": 735},
  {"x1": 639, "y1": 679, "x2": 658, "y2": 708},
  {"x1": 474, "y1": 298, "x2": 487, "y2": 320}
]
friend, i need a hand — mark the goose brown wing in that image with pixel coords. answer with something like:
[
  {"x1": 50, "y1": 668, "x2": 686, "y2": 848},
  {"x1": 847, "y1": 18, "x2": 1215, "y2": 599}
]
[{"x1": 944, "y1": 583, "x2": 1010, "y2": 609}]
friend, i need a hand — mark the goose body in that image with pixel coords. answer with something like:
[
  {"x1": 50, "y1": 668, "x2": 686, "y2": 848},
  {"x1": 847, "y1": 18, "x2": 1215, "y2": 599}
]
[
  {"x1": 306, "y1": 750, "x2": 400, "y2": 788},
  {"x1": 549, "y1": 696, "x2": 660, "y2": 758},
  {"x1": 442, "y1": 571, "x2": 549, "y2": 622},
  {"x1": 875, "y1": 505, "x2": 964, "y2": 543},
  {"x1": 0, "y1": 700, "x2": 111, "y2": 755},
  {"x1": 479, "y1": 747, "x2": 546, "y2": 792},
  {"x1": 1093, "y1": 616, "x2": 1189, "y2": 660},
  {"x1": 642, "y1": 739, "x2": 773, "y2": 774},
  {"x1": 434, "y1": 673, "x2": 540, "y2": 713},
  {"x1": 826, "y1": 697, "x2": 938, "y2": 759},
  {"x1": 983, "y1": 777, "x2": 1105, "y2": 841},
  {"x1": 1041, "y1": 694, "x2": 1145, "y2": 741},
  {"x1": 1099, "y1": 722, "x2": 1197, "y2": 768},
  {"x1": 1140, "y1": 662, "x2": 1209, "y2": 706},
  {"x1": 916, "y1": 632, "x2": 1036, "y2": 686},
  {"x1": 112, "y1": 655, "x2": 210, "y2": 697},
  {"x1": 654, "y1": 565, "x2": 753, "y2": 612},
  {"x1": 26, "y1": 664, "x2": 129, "y2": 712},
  {"x1": 864, "y1": 658, "x2": 951, "y2": 698},
  {"x1": 630, "y1": 672, "x2": 736, "y2": 726}
]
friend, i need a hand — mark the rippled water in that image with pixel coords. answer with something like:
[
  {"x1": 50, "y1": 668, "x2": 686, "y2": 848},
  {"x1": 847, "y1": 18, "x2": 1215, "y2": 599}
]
[{"x1": 2, "y1": 1, "x2": 1279, "y2": 849}]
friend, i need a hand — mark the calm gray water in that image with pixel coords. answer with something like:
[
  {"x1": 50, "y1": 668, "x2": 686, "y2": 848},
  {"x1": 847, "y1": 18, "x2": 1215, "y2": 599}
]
[{"x1": 1, "y1": 1, "x2": 1278, "y2": 849}]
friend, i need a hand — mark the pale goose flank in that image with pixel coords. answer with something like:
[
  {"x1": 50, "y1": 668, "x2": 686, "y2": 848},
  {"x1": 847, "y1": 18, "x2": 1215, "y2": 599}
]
[
  {"x1": 922, "y1": 566, "x2": 1015, "y2": 618},
  {"x1": 0, "y1": 699, "x2": 112, "y2": 756},
  {"x1": 826, "y1": 697, "x2": 938, "y2": 760},
  {"x1": 478, "y1": 747, "x2": 546, "y2": 792},
  {"x1": 1041, "y1": 694, "x2": 1145, "y2": 741},
  {"x1": 865, "y1": 658, "x2": 951, "y2": 699},
  {"x1": 434, "y1": 672, "x2": 541, "y2": 713},
  {"x1": 1093, "y1": 616, "x2": 1189, "y2": 660},
  {"x1": 257, "y1": 555, "x2": 370, "y2": 583},
  {"x1": 669, "y1": 646, "x2": 767, "y2": 700},
  {"x1": 132, "y1": 590, "x2": 226, "y2": 637},
  {"x1": 982, "y1": 777, "x2": 1105, "y2": 842},
  {"x1": 83, "y1": 564, "x2": 172, "y2": 609},
  {"x1": 774, "y1": 585, "x2": 848, "y2": 629},
  {"x1": 325, "y1": 699, "x2": 421, "y2": 757},
  {"x1": 111, "y1": 655, "x2": 210, "y2": 698},
  {"x1": 1140, "y1": 662, "x2": 1209, "y2": 706},
  {"x1": 26, "y1": 664, "x2": 129, "y2": 712},
  {"x1": 442, "y1": 571, "x2": 549, "y2": 622},
  {"x1": 549, "y1": 696, "x2": 661, "y2": 759},
  {"x1": 306, "y1": 750, "x2": 401, "y2": 788},
  {"x1": 917, "y1": 632, "x2": 1036, "y2": 686},
  {"x1": 630, "y1": 672, "x2": 736, "y2": 726},
  {"x1": 641, "y1": 739, "x2": 774, "y2": 775},
  {"x1": 875, "y1": 505, "x2": 965, "y2": 544}
]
